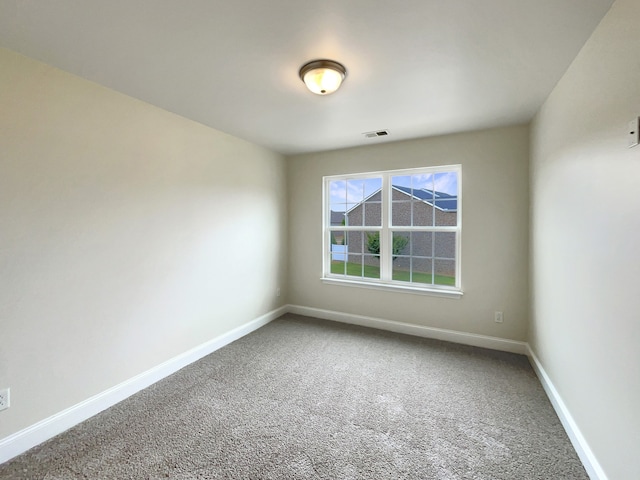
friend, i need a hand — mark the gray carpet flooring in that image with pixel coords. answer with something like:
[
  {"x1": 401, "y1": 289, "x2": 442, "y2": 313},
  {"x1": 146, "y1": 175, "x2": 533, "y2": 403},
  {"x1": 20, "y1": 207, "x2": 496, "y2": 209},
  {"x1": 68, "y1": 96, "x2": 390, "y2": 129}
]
[{"x1": 0, "y1": 314, "x2": 588, "y2": 479}]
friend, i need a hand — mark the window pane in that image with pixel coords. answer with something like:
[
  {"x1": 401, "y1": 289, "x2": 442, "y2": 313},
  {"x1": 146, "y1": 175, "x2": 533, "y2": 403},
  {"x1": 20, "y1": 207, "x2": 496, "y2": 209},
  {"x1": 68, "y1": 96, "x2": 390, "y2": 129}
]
[
  {"x1": 392, "y1": 201, "x2": 411, "y2": 226},
  {"x1": 435, "y1": 199, "x2": 458, "y2": 226},
  {"x1": 337, "y1": 232, "x2": 381, "y2": 279},
  {"x1": 347, "y1": 179, "x2": 366, "y2": 203},
  {"x1": 363, "y1": 178, "x2": 382, "y2": 198},
  {"x1": 412, "y1": 200, "x2": 434, "y2": 226},
  {"x1": 366, "y1": 189, "x2": 383, "y2": 202},
  {"x1": 433, "y1": 171, "x2": 458, "y2": 226},
  {"x1": 330, "y1": 230, "x2": 346, "y2": 246},
  {"x1": 412, "y1": 257, "x2": 434, "y2": 284},
  {"x1": 411, "y1": 232, "x2": 433, "y2": 257},
  {"x1": 343, "y1": 204, "x2": 359, "y2": 226},
  {"x1": 392, "y1": 232, "x2": 410, "y2": 257},
  {"x1": 392, "y1": 256, "x2": 411, "y2": 282},
  {"x1": 329, "y1": 180, "x2": 347, "y2": 203},
  {"x1": 363, "y1": 202, "x2": 381, "y2": 226},
  {"x1": 433, "y1": 171, "x2": 458, "y2": 196},
  {"x1": 391, "y1": 175, "x2": 412, "y2": 189},
  {"x1": 339, "y1": 231, "x2": 348, "y2": 247},
  {"x1": 393, "y1": 230, "x2": 415, "y2": 282},
  {"x1": 330, "y1": 259, "x2": 345, "y2": 275},
  {"x1": 330, "y1": 230, "x2": 347, "y2": 275},
  {"x1": 362, "y1": 231, "x2": 380, "y2": 258},
  {"x1": 434, "y1": 232, "x2": 455, "y2": 259},
  {"x1": 344, "y1": 177, "x2": 383, "y2": 203},
  {"x1": 392, "y1": 188, "x2": 412, "y2": 202},
  {"x1": 329, "y1": 209, "x2": 344, "y2": 227},
  {"x1": 411, "y1": 173, "x2": 434, "y2": 191},
  {"x1": 434, "y1": 259, "x2": 456, "y2": 286},
  {"x1": 363, "y1": 254, "x2": 380, "y2": 279},
  {"x1": 346, "y1": 254, "x2": 363, "y2": 278},
  {"x1": 346, "y1": 230, "x2": 362, "y2": 254}
]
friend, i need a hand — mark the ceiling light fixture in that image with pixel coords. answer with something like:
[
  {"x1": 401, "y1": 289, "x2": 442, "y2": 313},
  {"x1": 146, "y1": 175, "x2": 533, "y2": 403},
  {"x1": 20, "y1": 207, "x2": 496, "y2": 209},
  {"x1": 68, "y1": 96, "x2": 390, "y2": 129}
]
[{"x1": 299, "y1": 59, "x2": 347, "y2": 95}]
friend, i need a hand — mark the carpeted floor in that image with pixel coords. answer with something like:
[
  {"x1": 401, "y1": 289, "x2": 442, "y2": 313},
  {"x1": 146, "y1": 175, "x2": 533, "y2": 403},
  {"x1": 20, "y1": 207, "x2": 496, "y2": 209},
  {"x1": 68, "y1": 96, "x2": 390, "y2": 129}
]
[{"x1": 0, "y1": 314, "x2": 588, "y2": 479}]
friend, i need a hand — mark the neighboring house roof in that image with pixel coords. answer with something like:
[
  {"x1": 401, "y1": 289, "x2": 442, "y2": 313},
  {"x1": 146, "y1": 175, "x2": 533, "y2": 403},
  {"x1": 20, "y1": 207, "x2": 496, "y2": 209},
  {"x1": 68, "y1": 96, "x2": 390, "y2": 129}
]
[
  {"x1": 330, "y1": 210, "x2": 346, "y2": 226},
  {"x1": 392, "y1": 185, "x2": 457, "y2": 212},
  {"x1": 343, "y1": 186, "x2": 457, "y2": 215}
]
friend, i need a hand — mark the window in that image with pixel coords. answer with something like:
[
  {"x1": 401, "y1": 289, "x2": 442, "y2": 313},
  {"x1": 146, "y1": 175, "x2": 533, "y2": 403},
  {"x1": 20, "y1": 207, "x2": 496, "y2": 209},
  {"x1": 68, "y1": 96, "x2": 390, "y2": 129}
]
[{"x1": 323, "y1": 165, "x2": 461, "y2": 295}]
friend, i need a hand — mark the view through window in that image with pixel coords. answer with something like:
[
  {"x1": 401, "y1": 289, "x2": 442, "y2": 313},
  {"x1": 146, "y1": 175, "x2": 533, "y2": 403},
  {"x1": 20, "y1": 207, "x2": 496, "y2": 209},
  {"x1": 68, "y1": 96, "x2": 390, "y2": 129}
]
[{"x1": 324, "y1": 166, "x2": 461, "y2": 292}]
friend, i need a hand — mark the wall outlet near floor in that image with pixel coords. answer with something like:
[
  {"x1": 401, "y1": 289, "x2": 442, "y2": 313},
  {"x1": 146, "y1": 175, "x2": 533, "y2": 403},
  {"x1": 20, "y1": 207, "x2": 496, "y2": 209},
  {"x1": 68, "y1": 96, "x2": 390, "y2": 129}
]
[
  {"x1": 276, "y1": 287, "x2": 281, "y2": 297},
  {"x1": 494, "y1": 311, "x2": 504, "y2": 323},
  {"x1": 629, "y1": 117, "x2": 639, "y2": 148},
  {"x1": 0, "y1": 388, "x2": 10, "y2": 411}
]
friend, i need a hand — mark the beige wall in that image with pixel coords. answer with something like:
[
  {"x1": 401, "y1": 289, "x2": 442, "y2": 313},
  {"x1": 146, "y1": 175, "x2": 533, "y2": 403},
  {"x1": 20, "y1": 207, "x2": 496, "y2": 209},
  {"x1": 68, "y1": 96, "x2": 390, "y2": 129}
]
[
  {"x1": 529, "y1": 0, "x2": 640, "y2": 478},
  {"x1": 287, "y1": 125, "x2": 529, "y2": 341},
  {"x1": 0, "y1": 48, "x2": 288, "y2": 439},
  {"x1": 6, "y1": 2, "x2": 638, "y2": 472}
]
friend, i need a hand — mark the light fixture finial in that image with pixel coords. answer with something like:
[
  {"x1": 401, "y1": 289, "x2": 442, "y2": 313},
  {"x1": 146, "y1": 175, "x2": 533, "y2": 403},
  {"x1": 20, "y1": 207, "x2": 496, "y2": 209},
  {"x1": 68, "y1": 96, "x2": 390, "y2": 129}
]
[{"x1": 299, "y1": 59, "x2": 347, "y2": 95}]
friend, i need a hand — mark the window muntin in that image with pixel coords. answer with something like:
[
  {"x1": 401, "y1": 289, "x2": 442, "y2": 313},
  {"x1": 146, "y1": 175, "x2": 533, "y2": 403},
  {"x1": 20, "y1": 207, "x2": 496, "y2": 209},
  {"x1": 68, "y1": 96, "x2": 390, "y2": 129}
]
[{"x1": 324, "y1": 166, "x2": 461, "y2": 293}]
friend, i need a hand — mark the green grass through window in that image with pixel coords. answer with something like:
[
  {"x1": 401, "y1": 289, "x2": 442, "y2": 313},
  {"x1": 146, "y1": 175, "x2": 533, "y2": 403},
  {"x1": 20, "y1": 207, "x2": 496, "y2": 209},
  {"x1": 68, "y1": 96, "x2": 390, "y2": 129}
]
[{"x1": 331, "y1": 261, "x2": 455, "y2": 286}]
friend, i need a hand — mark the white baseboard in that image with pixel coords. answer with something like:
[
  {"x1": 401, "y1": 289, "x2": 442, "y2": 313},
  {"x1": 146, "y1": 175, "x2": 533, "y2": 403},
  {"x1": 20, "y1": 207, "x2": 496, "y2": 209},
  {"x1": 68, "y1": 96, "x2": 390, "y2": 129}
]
[
  {"x1": 287, "y1": 305, "x2": 528, "y2": 355},
  {"x1": 526, "y1": 346, "x2": 607, "y2": 480},
  {"x1": 2, "y1": 304, "x2": 603, "y2": 480},
  {"x1": 0, "y1": 305, "x2": 287, "y2": 465}
]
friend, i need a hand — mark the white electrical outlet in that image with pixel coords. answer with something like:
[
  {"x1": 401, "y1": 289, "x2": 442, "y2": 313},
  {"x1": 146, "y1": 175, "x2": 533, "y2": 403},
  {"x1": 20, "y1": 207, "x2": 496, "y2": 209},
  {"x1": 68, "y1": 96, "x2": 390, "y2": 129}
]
[
  {"x1": 629, "y1": 117, "x2": 639, "y2": 148},
  {"x1": 0, "y1": 388, "x2": 10, "y2": 411},
  {"x1": 276, "y1": 287, "x2": 281, "y2": 297},
  {"x1": 494, "y1": 311, "x2": 504, "y2": 323}
]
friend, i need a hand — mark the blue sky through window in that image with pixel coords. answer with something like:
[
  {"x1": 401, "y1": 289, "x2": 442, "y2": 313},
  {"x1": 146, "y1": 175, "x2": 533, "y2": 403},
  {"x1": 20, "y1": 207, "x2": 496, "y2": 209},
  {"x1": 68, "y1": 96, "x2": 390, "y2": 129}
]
[
  {"x1": 391, "y1": 172, "x2": 458, "y2": 195},
  {"x1": 329, "y1": 177, "x2": 382, "y2": 211}
]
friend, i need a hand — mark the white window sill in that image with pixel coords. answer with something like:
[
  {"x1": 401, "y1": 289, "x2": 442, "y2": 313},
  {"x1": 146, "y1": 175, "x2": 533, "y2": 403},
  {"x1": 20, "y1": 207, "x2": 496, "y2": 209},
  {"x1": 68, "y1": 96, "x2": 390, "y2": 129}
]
[{"x1": 320, "y1": 277, "x2": 463, "y2": 298}]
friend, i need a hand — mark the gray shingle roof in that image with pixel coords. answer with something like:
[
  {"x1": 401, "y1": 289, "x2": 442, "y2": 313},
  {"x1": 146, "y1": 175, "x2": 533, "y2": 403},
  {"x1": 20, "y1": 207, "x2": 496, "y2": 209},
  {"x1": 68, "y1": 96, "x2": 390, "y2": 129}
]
[{"x1": 392, "y1": 185, "x2": 458, "y2": 211}]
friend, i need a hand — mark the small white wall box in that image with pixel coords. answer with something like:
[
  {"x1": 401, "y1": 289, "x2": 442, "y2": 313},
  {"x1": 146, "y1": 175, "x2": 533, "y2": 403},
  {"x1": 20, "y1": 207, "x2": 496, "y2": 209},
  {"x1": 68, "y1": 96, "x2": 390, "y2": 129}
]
[{"x1": 629, "y1": 117, "x2": 639, "y2": 148}]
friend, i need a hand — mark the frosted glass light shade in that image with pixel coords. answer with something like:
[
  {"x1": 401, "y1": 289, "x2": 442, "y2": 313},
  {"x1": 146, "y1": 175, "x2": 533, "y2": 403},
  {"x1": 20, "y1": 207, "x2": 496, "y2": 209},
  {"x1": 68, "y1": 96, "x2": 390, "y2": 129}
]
[{"x1": 299, "y1": 60, "x2": 346, "y2": 95}]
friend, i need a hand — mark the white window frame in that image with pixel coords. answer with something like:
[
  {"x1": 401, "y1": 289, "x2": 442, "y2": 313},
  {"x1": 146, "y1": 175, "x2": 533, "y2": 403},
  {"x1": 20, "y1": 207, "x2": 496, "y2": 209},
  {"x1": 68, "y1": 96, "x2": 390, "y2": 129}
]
[{"x1": 322, "y1": 165, "x2": 462, "y2": 297}]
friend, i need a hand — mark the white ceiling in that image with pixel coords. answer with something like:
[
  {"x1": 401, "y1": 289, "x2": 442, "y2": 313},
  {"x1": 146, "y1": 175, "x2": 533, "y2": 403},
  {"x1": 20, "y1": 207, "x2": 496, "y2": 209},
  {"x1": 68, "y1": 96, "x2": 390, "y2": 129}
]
[{"x1": 0, "y1": 0, "x2": 614, "y2": 155}]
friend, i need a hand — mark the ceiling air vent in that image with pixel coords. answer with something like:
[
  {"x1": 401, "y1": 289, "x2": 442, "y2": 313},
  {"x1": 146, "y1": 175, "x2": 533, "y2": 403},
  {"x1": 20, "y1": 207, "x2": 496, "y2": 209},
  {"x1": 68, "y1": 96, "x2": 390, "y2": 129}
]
[{"x1": 363, "y1": 130, "x2": 389, "y2": 138}]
